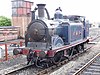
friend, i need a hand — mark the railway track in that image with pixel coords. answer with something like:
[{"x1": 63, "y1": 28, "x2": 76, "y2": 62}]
[
  {"x1": 0, "y1": 35, "x2": 100, "y2": 75},
  {"x1": 2, "y1": 44, "x2": 95, "y2": 75},
  {"x1": 68, "y1": 53, "x2": 100, "y2": 75}
]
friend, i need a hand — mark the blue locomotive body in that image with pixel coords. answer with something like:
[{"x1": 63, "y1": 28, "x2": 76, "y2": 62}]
[{"x1": 56, "y1": 21, "x2": 84, "y2": 45}]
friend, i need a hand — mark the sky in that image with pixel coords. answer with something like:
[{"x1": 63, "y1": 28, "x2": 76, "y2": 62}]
[{"x1": 0, "y1": 0, "x2": 100, "y2": 23}]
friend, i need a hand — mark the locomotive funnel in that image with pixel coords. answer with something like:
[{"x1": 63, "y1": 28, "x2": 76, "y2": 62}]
[{"x1": 37, "y1": 4, "x2": 46, "y2": 18}]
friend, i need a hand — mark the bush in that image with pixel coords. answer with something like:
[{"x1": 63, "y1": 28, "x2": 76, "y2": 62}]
[{"x1": 0, "y1": 16, "x2": 11, "y2": 26}]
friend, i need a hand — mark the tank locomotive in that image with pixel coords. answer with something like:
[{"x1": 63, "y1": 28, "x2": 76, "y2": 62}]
[{"x1": 13, "y1": 4, "x2": 89, "y2": 67}]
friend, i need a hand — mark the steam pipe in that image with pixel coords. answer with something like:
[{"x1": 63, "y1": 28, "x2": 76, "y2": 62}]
[
  {"x1": 45, "y1": 8, "x2": 50, "y2": 20},
  {"x1": 31, "y1": 7, "x2": 37, "y2": 21}
]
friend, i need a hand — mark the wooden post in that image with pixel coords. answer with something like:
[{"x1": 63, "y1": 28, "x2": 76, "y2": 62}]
[
  {"x1": 20, "y1": 41, "x2": 22, "y2": 47},
  {"x1": 4, "y1": 32, "x2": 8, "y2": 60},
  {"x1": 5, "y1": 43, "x2": 8, "y2": 60}
]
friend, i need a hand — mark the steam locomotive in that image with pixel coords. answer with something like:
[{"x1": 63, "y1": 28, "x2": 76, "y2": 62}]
[{"x1": 13, "y1": 4, "x2": 89, "y2": 67}]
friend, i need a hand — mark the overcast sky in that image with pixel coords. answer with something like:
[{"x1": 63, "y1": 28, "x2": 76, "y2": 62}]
[{"x1": 0, "y1": 0, "x2": 100, "y2": 22}]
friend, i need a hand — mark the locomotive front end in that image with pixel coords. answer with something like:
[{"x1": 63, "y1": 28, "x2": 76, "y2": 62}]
[
  {"x1": 28, "y1": 20, "x2": 48, "y2": 42},
  {"x1": 26, "y1": 4, "x2": 63, "y2": 51}
]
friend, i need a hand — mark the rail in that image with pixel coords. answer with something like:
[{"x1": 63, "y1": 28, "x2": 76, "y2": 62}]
[{"x1": 73, "y1": 53, "x2": 100, "y2": 75}]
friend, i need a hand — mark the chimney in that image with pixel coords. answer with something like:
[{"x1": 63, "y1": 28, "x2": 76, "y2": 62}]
[{"x1": 37, "y1": 4, "x2": 46, "y2": 18}]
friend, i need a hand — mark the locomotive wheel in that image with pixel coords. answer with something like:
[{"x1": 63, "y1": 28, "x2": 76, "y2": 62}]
[
  {"x1": 68, "y1": 48, "x2": 74, "y2": 57},
  {"x1": 67, "y1": 47, "x2": 78, "y2": 60},
  {"x1": 34, "y1": 57, "x2": 49, "y2": 68},
  {"x1": 78, "y1": 44, "x2": 84, "y2": 53},
  {"x1": 34, "y1": 57, "x2": 42, "y2": 68},
  {"x1": 52, "y1": 52, "x2": 63, "y2": 64}
]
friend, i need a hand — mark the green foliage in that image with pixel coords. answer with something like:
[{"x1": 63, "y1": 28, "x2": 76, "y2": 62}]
[{"x1": 0, "y1": 16, "x2": 11, "y2": 26}]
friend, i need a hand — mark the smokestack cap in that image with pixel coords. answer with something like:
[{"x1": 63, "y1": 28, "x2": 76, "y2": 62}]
[{"x1": 37, "y1": 4, "x2": 46, "y2": 7}]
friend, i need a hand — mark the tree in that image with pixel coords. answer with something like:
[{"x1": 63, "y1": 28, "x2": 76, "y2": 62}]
[{"x1": 0, "y1": 16, "x2": 11, "y2": 26}]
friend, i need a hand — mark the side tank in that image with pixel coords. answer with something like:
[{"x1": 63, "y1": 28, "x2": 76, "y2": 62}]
[
  {"x1": 56, "y1": 20, "x2": 83, "y2": 45},
  {"x1": 56, "y1": 23, "x2": 69, "y2": 45}
]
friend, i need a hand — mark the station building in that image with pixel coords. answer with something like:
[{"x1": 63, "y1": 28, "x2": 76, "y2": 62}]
[{"x1": 12, "y1": 0, "x2": 33, "y2": 37}]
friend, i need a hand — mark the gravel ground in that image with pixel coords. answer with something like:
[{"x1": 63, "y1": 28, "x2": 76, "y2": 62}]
[{"x1": 0, "y1": 55, "x2": 27, "y2": 70}]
